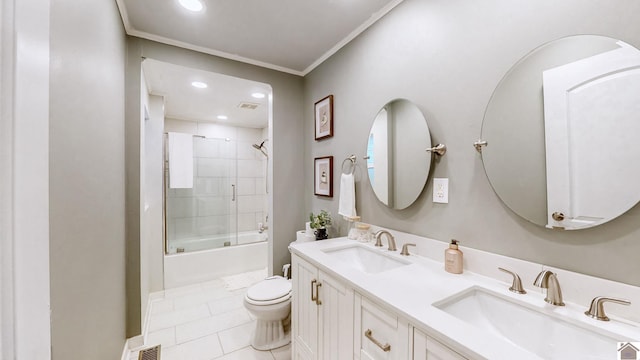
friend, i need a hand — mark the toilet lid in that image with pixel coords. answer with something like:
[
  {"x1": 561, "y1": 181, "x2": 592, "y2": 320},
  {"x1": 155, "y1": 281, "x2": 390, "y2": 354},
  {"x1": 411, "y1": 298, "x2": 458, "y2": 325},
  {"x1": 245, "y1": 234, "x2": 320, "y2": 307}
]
[{"x1": 246, "y1": 276, "x2": 292, "y2": 302}]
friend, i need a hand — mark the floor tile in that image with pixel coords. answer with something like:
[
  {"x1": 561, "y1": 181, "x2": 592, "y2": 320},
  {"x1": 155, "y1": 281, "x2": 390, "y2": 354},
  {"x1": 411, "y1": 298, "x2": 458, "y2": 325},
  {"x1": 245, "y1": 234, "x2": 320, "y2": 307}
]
[
  {"x1": 215, "y1": 346, "x2": 274, "y2": 360},
  {"x1": 270, "y1": 343, "x2": 291, "y2": 360},
  {"x1": 163, "y1": 334, "x2": 223, "y2": 360},
  {"x1": 218, "y1": 321, "x2": 256, "y2": 354},
  {"x1": 150, "y1": 298, "x2": 174, "y2": 315},
  {"x1": 146, "y1": 327, "x2": 176, "y2": 348},
  {"x1": 173, "y1": 291, "x2": 213, "y2": 309},
  {"x1": 176, "y1": 308, "x2": 251, "y2": 344},
  {"x1": 129, "y1": 269, "x2": 271, "y2": 360},
  {"x1": 148, "y1": 304, "x2": 210, "y2": 332},
  {"x1": 208, "y1": 293, "x2": 245, "y2": 315},
  {"x1": 164, "y1": 283, "x2": 203, "y2": 298}
]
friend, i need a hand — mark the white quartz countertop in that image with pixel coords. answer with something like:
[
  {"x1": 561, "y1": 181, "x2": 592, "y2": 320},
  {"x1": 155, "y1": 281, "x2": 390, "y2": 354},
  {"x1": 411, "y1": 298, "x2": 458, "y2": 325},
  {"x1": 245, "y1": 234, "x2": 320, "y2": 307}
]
[{"x1": 289, "y1": 237, "x2": 640, "y2": 360}]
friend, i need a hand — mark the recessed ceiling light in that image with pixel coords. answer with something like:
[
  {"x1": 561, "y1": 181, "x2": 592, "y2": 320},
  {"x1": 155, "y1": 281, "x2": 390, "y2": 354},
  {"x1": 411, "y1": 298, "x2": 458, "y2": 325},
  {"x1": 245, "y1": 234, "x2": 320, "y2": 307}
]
[
  {"x1": 251, "y1": 92, "x2": 266, "y2": 99},
  {"x1": 191, "y1": 81, "x2": 207, "y2": 89},
  {"x1": 179, "y1": 0, "x2": 204, "y2": 12},
  {"x1": 217, "y1": 115, "x2": 228, "y2": 120}
]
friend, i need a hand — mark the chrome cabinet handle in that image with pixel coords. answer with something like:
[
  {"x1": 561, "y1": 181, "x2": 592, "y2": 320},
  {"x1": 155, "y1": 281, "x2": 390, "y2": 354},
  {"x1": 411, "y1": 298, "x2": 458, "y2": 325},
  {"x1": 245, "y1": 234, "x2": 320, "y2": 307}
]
[
  {"x1": 364, "y1": 329, "x2": 391, "y2": 352},
  {"x1": 232, "y1": 184, "x2": 236, "y2": 201}
]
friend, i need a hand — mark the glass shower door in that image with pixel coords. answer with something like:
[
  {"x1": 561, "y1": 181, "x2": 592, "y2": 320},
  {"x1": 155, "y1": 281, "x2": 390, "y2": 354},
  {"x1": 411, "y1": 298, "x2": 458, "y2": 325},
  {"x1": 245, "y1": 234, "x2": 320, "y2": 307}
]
[{"x1": 165, "y1": 136, "x2": 238, "y2": 253}]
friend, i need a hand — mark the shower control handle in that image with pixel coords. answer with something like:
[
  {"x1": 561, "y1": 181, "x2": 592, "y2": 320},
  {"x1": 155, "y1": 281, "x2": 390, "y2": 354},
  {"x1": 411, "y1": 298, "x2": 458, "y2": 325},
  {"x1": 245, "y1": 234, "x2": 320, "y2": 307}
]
[{"x1": 232, "y1": 184, "x2": 236, "y2": 201}]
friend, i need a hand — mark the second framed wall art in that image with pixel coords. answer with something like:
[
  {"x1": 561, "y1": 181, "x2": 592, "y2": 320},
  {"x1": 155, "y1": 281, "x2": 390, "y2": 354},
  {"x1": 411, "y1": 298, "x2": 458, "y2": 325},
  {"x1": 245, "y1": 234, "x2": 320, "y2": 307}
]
[{"x1": 314, "y1": 156, "x2": 333, "y2": 197}]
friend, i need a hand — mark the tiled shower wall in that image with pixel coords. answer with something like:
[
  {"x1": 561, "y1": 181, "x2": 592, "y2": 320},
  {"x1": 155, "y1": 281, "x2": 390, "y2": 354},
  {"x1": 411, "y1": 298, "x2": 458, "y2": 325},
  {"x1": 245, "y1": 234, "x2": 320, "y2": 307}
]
[{"x1": 165, "y1": 120, "x2": 267, "y2": 246}]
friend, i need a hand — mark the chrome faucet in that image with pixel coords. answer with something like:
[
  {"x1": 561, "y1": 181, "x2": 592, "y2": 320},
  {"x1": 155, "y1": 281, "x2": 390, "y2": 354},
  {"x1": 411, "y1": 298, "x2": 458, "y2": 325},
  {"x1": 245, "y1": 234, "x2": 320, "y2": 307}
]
[
  {"x1": 584, "y1": 296, "x2": 631, "y2": 321},
  {"x1": 533, "y1": 270, "x2": 564, "y2": 306},
  {"x1": 374, "y1": 230, "x2": 397, "y2": 251}
]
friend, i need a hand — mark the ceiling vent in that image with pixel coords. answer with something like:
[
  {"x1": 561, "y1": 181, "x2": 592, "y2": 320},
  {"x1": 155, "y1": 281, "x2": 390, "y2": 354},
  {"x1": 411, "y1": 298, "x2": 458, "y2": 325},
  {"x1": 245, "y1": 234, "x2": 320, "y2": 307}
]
[{"x1": 238, "y1": 102, "x2": 259, "y2": 110}]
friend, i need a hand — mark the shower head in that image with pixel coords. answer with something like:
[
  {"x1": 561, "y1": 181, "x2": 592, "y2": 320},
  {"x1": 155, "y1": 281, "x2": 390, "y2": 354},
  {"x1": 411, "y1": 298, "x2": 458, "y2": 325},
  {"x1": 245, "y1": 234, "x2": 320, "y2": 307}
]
[
  {"x1": 252, "y1": 139, "x2": 268, "y2": 150},
  {"x1": 252, "y1": 139, "x2": 269, "y2": 157}
]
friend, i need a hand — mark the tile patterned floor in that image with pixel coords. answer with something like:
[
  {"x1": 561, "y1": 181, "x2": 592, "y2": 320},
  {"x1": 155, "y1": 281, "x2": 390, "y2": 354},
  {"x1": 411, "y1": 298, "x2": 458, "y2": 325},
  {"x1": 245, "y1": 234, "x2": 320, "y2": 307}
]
[{"x1": 128, "y1": 274, "x2": 291, "y2": 360}]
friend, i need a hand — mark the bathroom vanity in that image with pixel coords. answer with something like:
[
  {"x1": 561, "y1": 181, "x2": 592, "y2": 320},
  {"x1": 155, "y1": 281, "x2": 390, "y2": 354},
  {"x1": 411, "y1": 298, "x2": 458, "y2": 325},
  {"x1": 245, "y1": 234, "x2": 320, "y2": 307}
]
[{"x1": 289, "y1": 228, "x2": 640, "y2": 359}]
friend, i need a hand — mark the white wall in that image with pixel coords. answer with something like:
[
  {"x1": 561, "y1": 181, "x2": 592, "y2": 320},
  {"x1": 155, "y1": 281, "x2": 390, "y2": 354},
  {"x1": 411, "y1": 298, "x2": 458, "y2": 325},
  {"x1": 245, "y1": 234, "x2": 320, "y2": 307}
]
[
  {"x1": 305, "y1": 0, "x2": 640, "y2": 286},
  {"x1": 49, "y1": 0, "x2": 127, "y2": 358},
  {"x1": 0, "y1": 0, "x2": 51, "y2": 358},
  {"x1": 139, "y1": 83, "x2": 165, "y2": 329}
]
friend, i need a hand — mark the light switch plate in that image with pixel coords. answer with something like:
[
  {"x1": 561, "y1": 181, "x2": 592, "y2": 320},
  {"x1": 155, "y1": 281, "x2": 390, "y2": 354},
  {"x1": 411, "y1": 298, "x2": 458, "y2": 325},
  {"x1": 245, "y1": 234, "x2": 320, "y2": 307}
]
[{"x1": 433, "y1": 178, "x2": 449, "y2": 203}]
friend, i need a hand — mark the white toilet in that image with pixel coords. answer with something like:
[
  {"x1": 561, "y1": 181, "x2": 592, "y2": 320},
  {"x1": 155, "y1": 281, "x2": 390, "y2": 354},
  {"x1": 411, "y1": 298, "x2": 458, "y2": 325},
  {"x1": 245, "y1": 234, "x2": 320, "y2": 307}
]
[{"x1": 244, "y1": 275, "x2": 292, "y2": 350}]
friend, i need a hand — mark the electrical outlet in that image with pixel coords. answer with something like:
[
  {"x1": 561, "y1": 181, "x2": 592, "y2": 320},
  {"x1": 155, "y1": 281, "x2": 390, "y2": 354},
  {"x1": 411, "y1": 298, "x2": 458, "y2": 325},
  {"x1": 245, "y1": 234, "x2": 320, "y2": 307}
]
[{"x1": 433, "y1": 178, "x2": 449, "y2": 203}]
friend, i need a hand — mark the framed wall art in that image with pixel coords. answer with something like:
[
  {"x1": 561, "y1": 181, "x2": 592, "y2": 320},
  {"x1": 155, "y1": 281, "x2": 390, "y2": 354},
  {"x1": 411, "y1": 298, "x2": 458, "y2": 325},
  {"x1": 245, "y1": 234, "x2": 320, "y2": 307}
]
[
  {"x1": 314, "y1": 156, "x2": 333, "y2": 197},
  {"x1": 314, "y1": 95, "x2": 333, "y2": 140}
]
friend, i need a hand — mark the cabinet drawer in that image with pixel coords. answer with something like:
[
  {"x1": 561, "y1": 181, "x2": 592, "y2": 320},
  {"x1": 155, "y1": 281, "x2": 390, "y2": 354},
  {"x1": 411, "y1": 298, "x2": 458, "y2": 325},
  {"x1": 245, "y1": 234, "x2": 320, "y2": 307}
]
[
  {"x1": 413, "y1": 328, "x2": 467, "y2": 360},
  {"x1": 359, "y1": 297, "x2": 399, "y2": 359}
]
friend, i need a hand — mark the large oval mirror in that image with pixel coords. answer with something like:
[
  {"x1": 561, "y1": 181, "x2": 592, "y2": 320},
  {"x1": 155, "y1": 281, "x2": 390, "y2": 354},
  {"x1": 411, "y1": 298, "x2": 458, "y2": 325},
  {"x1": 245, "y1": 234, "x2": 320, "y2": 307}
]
[
  {"x1": 481, "y1": 35, "x2": 640, "y2": 230},
  {"x1": 367, "y1": 99, "x2": 432, "y2": 209}
]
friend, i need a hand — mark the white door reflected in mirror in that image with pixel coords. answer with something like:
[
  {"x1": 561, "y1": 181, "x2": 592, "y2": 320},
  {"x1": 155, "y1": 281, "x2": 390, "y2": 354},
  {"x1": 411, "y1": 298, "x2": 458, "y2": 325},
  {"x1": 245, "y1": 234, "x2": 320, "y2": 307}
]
[
  {"x1": 481, "y1": 35, "x2": 640, "y2": 230},
  {"x1": 543, "y1": 41, "x2": 640, "y2": 229}
]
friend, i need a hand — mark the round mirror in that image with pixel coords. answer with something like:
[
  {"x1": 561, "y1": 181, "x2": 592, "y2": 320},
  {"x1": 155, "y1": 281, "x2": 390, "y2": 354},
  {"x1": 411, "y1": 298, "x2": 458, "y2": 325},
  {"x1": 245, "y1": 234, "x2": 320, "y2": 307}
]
[
  {"x1": 366, "y1": 99, "x2": 432, "y2": 209},
  {"x1": 481, "y1": 35, "x2": 640, "y2": 230}
]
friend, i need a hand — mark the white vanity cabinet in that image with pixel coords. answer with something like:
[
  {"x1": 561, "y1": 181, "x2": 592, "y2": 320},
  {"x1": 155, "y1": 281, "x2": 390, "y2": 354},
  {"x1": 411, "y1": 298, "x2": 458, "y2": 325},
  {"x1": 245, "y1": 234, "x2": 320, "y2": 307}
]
[
  {"x1": 413, "y1": 328, "x2": 467, "y2": 360},
  {"x1": 354, "y1": 294, "x2": 410, "y2": 360},
  {"x1": 291, "y1": 254, "x2": 354, "y2": 360}
]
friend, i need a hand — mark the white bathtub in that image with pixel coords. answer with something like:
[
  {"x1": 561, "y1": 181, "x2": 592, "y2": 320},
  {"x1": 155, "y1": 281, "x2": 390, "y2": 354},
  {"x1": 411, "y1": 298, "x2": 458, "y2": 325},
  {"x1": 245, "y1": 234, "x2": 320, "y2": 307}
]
[
  {"x1": 164, "y1": 231, "x2": 268, "y2": 289},
  {"x1": 168, "y1": 231, "x2": 268, "y2": 254}
]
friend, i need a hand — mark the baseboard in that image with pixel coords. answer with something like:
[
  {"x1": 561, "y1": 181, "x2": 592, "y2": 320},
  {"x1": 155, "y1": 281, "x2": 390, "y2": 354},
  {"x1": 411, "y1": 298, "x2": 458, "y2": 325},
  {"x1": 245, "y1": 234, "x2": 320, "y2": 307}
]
[{"x1": 121, "y1": 335, "x2": 144, "y2": 360}]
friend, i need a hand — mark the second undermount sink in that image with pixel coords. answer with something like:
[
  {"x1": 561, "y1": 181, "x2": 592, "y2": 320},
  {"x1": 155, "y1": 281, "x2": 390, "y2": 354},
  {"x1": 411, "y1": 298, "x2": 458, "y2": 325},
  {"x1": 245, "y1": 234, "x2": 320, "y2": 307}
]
[
  {"x1": 433, "y1": 287, "x2": 632, "y2": 359},
  {"x1": 322, "y1": 244, "x2": 410, "y2": 274}
]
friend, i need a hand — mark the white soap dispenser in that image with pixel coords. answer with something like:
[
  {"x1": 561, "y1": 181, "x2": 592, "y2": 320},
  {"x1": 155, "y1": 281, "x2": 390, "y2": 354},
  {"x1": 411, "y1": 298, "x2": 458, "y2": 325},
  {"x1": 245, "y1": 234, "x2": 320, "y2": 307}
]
[{"x1": 444, "y1": 239, "x2": 463, "y2": 274}]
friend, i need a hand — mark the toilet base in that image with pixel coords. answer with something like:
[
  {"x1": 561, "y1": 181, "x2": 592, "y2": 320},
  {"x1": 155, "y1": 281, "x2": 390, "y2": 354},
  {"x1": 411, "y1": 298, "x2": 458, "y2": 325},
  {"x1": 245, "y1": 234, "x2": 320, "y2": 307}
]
[{"x1": 250, "y1": 312, "x2": 291, "y2": 351}]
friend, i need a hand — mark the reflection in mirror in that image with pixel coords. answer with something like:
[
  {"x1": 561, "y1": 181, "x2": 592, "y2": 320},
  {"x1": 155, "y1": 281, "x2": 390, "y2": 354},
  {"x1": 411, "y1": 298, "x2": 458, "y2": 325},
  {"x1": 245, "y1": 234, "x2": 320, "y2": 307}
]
[
  {"x1": 481, "y1": 35, "x2": 640, "y2": 230},
  {"x1": 367, "y1": 99, "x2": 432, "y2": 209}
]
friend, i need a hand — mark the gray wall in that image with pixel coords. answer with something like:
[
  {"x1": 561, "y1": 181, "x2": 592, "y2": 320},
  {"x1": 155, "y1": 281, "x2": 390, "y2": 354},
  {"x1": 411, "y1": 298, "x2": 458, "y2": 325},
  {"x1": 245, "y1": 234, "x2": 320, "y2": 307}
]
[
  {"x1": 49, "y1": 0, "x2": 127, "y2": 358},
  {"x1": 126, "y1": 38, "x2": 305, "y2": 333},
  {"x1": 304, "y1": 0, "x2": 640, "y2": 286}
]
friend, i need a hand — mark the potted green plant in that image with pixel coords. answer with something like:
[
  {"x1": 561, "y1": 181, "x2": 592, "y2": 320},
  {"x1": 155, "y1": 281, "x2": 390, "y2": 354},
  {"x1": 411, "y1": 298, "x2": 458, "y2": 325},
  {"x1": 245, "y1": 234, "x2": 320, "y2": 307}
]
[{"x1": 309, "y1": 210, "x2": 332, "y2": 240}]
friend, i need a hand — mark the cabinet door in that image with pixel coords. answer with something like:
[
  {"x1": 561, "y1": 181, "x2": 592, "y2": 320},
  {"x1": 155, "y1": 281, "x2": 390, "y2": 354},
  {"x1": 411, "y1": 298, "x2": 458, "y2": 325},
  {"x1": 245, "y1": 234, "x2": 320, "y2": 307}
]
[
  {"x1": 317, "y1": 270, "x2": 354, "y2": 360},
  {"x1": 413, "y1": 328, "x2": 467, "y2": 360},
  {"x1": 292, "y1": 255, "x2": 319, "y2": 360}
]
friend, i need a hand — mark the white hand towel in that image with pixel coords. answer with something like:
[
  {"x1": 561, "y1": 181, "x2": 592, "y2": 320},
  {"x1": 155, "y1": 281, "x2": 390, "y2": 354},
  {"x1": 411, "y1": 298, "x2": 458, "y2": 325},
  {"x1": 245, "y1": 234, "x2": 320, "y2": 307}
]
[
  {"x1": 338, "y1": 173, "x2": 357, "y2": 217},
  {"x1": 168, "y1": 132, "x2": 194, "y2": 188}
]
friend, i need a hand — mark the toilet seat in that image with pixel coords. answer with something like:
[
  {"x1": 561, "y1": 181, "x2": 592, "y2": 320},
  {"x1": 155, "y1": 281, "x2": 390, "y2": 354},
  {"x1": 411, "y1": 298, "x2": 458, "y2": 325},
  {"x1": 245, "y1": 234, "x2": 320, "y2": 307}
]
[{"x1": 245, "y1": 276, "x2": 292, "y2": 306}]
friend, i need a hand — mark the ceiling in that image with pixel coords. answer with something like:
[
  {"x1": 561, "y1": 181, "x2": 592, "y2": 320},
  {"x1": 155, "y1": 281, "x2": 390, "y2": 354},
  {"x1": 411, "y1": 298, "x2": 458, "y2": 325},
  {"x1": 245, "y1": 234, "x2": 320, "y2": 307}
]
[
  {"x1": 126, "y1": 0, "x2": 403, "y2": 129},
  {"x1": 142, "y1": 59, "x2": 271, "y2": 128},
  {"x1": 116, "y1": 0, "x2": 403, "y2": 76}
]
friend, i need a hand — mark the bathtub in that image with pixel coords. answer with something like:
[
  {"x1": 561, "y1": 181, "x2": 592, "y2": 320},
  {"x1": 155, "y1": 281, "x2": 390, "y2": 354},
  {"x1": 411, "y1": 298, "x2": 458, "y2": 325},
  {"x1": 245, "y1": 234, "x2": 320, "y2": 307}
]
[
  {"x1": 164, "y1": 231, "x2": 268, "y2": 289},
  {"x1": 168, "y1": 231, "x2": 268, "y2": 254}
]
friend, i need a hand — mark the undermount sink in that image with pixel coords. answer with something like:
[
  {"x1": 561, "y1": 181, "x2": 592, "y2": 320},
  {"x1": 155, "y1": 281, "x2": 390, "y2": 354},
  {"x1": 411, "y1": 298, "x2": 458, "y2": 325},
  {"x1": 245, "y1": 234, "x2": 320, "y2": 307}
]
[
  {"x1": 434, "y1": 287, "x2": 630, "y2": 359},
  {"x1": 322, "y1": 244, "x2": 410, "y2": 274}
]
